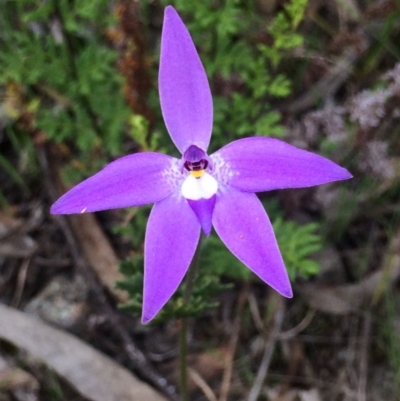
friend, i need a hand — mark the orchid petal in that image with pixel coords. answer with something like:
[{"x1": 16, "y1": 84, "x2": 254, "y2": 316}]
[
  {"x1": 159, "y1": 6, "x2": 213, "y2": 153},
  {"x1": 213, "y1": 186, "x2": 292, "y2": 298},
  {"x1": 211, "y1": 137, "x2": 352, "y2": 192},
  {"x1": 51, "y1": 153, "x2": 181, "y2": 214},
  {"x1": 188, "y1": 195, "x2": 216, "y2": 236},
  {"x1": 142, "y1": 192, "x2": 201, "y2": 323}
]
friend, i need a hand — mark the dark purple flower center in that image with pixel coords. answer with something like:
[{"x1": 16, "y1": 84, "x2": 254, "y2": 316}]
[{"x1": 183, "y1": 145, "x2": 208, "y2": 172}]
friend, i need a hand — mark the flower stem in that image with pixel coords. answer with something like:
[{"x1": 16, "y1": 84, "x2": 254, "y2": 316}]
[
  {"x1": 179, "y1": 317, "x2": 189, "y2": 401},
  {"x1": 179, "y1": 236, "x2": 203, "y2": 401}
]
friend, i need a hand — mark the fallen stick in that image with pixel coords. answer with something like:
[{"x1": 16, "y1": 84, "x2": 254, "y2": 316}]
[{"x1": 0, "y1": 304, "x2": 167, "y2": 401}]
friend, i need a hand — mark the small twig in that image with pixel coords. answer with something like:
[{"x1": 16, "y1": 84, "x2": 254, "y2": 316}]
[
  {"x1": 219, "y1": 285, "x2": 249, "y2": 401},
  {"x1": 247, "y1": 294, "x2": 285, "y2": 401},
  {"x1": 285, "y1": 50, "x2": 359, "y2": 114},
  {"x1": 11, "y1": 257, "x2": 31, "y2": 308},
  {"x1": 357, "y1": 313, "x2": 371, "y2": 401},
  {"x1": 277, "y1": 309, "x2": 315, "y2": 341},
  {"x1": 343, "y1": 316, "x2": 359, "y2": 397},
  {"x1": 37, "y1": 144, "x2": 178, "y2": 401},
  {"x1": 148, "y1": 349, "x2": 178, "y2": 363},
  {"x1": 179, "y1": 237, "x2": 203, "y2": 401},
  {"x1": 179, "y1": 318, "x2": 189, "y2": 401},
  {"x1": 277, "y1": 340, "x2": 306, "y2": 398},
  {"x1": 188, "y1": 368, "x2": 218, "y2": 401},
  {"x1": 289, "y1": 48, "x2": 336, "y2": 64},
  {"x1": 0, "y1": 260, "x2": 18, "y2": 294},
  {"x1": 34, "y1": 83, "x2": 73, "y2": 109},
  {"x1": 248, "y1": 292, "x2": 264, "y2": 332},
  {"x1": 0, "y1": 207, "x2": 43, "y2": 241}
]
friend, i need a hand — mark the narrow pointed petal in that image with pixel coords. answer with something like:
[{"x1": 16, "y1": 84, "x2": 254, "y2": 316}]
[
  {"x1": 51, "y1": 153, "x2": 181, "y2": 214},
  {"x1": 159, "y1": 6, "x2": 213, "y2": 153},
  {"x1": 211, "y1": 137, "x2": 352, "y2": 192},
  {"x1": 212, "y1": 187, "x2": 292, "y2": 297},
  {"x1": 188, "y1": 195, "x2": 216, "y2": 236},
  {"x1": 142, "y1": 192, "x2": 201, "y2": 323}
]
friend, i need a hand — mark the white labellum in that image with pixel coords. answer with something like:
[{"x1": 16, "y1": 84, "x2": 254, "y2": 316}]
[{"x1": 181, "y1": 173, "x2": 218, "y2": 200}]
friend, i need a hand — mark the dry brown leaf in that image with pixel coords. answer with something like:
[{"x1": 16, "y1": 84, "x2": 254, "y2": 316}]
[
  {"x1": 48, "y1": 159, "x2": 127, "y2": 302},
  {"x1": 296, "y1": 228, "x2": 400, "y2": 314},
  {"x1": 0, "y1": 304, "x2": 167, "y2": 401},
  {"x1": 68, "y1": 213, "x2": 127, "y2": 302},
  {"x1": 161, "y1": 350, "x2": 224, "y2": 394}
]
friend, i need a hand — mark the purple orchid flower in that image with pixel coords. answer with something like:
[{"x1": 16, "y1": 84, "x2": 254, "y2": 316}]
[{"x1": 51, "y1": 6, "x2": 352, "y2": 323}]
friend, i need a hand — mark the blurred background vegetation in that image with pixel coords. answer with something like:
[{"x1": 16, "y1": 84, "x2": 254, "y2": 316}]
[{"x1": 1, "y1": 0, "x2": 400, "y2": 400}]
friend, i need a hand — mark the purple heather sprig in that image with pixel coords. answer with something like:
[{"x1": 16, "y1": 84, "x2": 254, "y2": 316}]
[{"x1": 51, "y1": 6, "x2": 352, "y2": 323}]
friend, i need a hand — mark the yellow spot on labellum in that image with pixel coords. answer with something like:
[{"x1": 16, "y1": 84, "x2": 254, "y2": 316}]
[
  {"x1": 80, "y1": 207, "x2": 87, "y2": 214},
  {"x1": 190, "y1": 169, "x2": 205, "y2": 179}
]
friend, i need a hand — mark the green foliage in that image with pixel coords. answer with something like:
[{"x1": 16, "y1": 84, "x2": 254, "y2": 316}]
[
  {"x1": 42, "y1": 367, "x2": 64, "y2": 401},
  {"x1": 117, "y1": 202, "x2": 322, "y2": 322},
  {"x1": 1, "y1": 0, "x2": 309, "y2": 174},
  {"x1": 2, "y1": 0, "x2": 321, "y2": 323},
  {"x1": 109, "y1": 0, "x2": 316, "y2": 320},
  {"x1": 128, "y1": 115, "x2": 167, "y2": 153},
  {"x1": 153, "y1": 0, "x2": 308, "y2": 150},
  {"x1": 0, "y1": 0, "x2": 132, "y2": 181},
  {"x1": 0, "y1": 125, "x2": 37, "y2": 202},
  {"x1": 285, "y1": 0, "x2": 308, "y2": 29},
  {"x1": 273, "y1": 217, "x2": 322, "y2": 279},
  {"x1": 200, "y1": 235, "x2": 251, "y2": 281},
  {"x1": 117, "y1": 255, "x2": 232, "y2": 324},
  {"x1": 0, "y1": 152, "x2": 28, "y2": 193},
  {"x1": 200, "y1": 210, "x2": 322, "y2": 282},
  {"x1": 112, "y1": 206, "x2": 151, "y2": 249}
]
